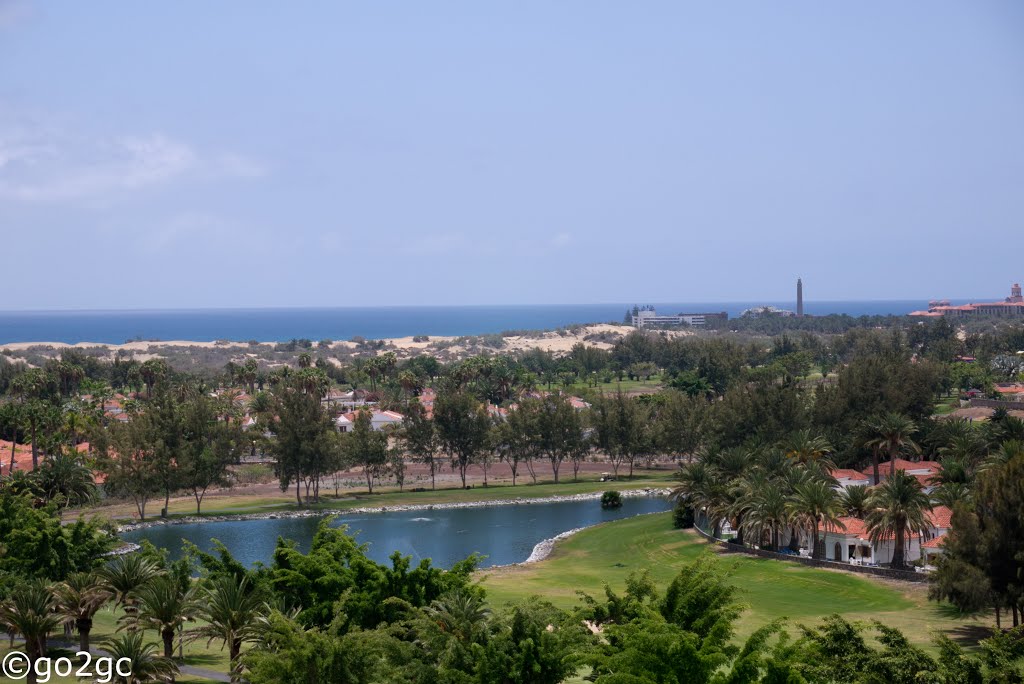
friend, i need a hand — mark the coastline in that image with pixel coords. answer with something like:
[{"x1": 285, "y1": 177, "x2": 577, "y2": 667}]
[{"x1": 116, "y1": 487, "x2": 671, "y2": 533}]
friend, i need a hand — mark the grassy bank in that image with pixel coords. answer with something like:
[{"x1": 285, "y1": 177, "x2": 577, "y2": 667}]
[
  {"x1": 479, "y1": 512, "x2": 991, "y2": 651},
  {"x1": 86, "y1": 472, "x2": 675, "y2": 521}
]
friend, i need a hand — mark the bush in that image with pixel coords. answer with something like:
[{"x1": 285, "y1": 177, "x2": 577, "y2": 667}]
[
  {"x1": 672, "y1": 503, "x2": 694, "y2": 529},
  {"x1": 601, "y1": 491, "x2": 623, "y2": 509}
]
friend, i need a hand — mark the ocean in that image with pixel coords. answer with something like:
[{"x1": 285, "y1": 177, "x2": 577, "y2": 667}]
[{"x1": 0, "y1": 301, "x2": 940, "y2": 345}]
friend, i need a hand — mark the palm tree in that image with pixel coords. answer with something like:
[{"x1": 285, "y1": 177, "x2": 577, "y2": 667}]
[
  {"x1": 979, "y1": 439, "x2": 1024, "y2": 473},
  {"x1": 125, "y1": 575, "x2": 199, "y2": 658},
  {"x1": 863, "y1": 413, "x2": 919, "y2": 483},
  {"x1": 103, "y1": 631, "x2": 179, "y2": 684},
  {"x1": 938, "y1": 433, "x2": 986, "y2": 470},
  {"x1": 740, "y1": 481, "x2": 789, "y2": 550},
  {"x1": 786, "y1": 479, "x2": 845, "y2": 559},
  {"x1": 188, "y1": 575, "x2": 269, "y2": 683},
  {"x1": 780, "y1": 430, "x2": 834, "y2": 470},
  {"x1": 425, "y1": 589, "x2": 491, "y2": 644},
  {"x1": 34, "y1": 451, "x2": 96, "y2": 513},
  {"x1": 0, "y1": 400, "x2": 25, "y2": 475},
  {"x1": 932, "y1": 482, "x2": 971, "y2": 509},
  {"x1": 99, "y1": 554, "x2": 161, "y2": 618},
  {"x1": 865, "y1": 470, "x2": 932, "y2": 570},
  {"x1": 0, "y1": 580, "x2": 61, "y2": 684},
  {"x1": 708, "y1": 447, "x2": 757, "y2": 543},
  {"x1": 52, "y1": 572, "x2": 110, "y2": 653},
  {"x1": 670, "y1": 460, "x2": 728, "y2": 537},
  {"x1": 840, "y1": 484, "x2": 871, "y2": 518},
  {"x1": 11, "y1": 369, "x2": 57, "y2": 470}
]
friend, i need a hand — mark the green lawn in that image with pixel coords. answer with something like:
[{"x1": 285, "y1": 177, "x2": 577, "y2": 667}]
[
  {"x1": 539, "y1": 376, "x2": 665, "y2": 395},
  {"x1": 478, "y1": 513, "x2": 991, "y2": 651},
  {"x1": 933, "y1": 396, "x2": 961, "y2": 416}
]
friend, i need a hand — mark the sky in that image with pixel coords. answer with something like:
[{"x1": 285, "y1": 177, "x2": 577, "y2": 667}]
[{"x1": 1, "y1": 1, "x2": 1023, "y2": 310}]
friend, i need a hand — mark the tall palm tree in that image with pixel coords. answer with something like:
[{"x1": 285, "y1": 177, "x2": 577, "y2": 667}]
[
  {"x1": 670, "y1": 460, "x2": 728, "y2": 537},
  {"x1": 707, "y1": 447, "x2": 757, "y2": 543},
  {"x1": 740, "y1": 481, "x2": 789, "y2": 550},
  {"x1": 103, "y1": 631, "x2": 179, "y2": 684},
  {"x1": 188, "y1": 575, "x2": 269, "y2": 683},
  {"x1": 0, "y1": 580, "x2": 62, "y2": 684},
  {"x1": 125, "y1": 575, "x2": 199, "y2": 658},
  {"x1": 863, "y1": 413, "x2": 920, "y2": 483},
  {"x1": 786, "y1": 479, "x2": 845, "y2": 559},
  {"x1": 99, "y1": 554, "x2": 161, "y2": 618},
  {"x1": 10, "y1": 369, "x2": 57, "y2": 470},
  {"x1": 52, "y1": 571, "x2": 110, "y2": 653},
  {"x1": 865, "y1": 470, "x2": 932, "y2": 570}
]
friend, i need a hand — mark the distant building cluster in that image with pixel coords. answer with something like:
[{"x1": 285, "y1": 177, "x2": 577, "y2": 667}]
[
  {"x1": 910, "y1": 283, "x2": 1024, "y2": 318},
  {"x1": 739, "y1": 305, "x2": 796, "y2": 319},
  {"x1": 629, "y1": 306, "x2": 728, "y2": 328}
]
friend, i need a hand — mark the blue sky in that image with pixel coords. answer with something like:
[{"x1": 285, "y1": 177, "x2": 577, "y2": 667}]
[{"x1": 1, "y1": 1, "x2": 1022, "y2": 309}]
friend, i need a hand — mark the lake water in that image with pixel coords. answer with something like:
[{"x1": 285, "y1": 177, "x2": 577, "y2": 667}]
[
  {"x1": 122, "y1": 497, "x2": 672, "y2": 569},
  {"x1": 0, "y1": 300, "x2": 942, "y2": 344}
]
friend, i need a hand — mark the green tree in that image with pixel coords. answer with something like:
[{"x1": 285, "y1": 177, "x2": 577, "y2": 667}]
[
  {"x1": 434, "y1": 390, "x2": 491, "y2": 488},
  {"x1": 345, "y1": 409, "x2": 389, "y2": 494}
]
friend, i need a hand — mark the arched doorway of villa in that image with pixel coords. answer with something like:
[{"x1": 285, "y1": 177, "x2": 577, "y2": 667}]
[{"x1": 834, "y1": 542, "x2": 842, "y2": 561}]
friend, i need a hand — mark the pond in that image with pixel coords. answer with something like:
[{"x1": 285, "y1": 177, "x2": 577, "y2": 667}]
[{"x1": 122, "y1": 496, "x2": 671, "y2": 569}]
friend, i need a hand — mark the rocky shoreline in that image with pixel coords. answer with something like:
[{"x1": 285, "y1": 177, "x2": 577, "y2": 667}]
[{"x1": 117, "y1": 488, "x2": 671, "y2": 533}]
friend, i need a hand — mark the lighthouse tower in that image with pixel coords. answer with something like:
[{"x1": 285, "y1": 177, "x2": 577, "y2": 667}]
[{"x1": 797, "y1": 278, "x2": 804, "y2": 317}]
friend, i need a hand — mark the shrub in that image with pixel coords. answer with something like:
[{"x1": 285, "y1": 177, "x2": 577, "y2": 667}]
[
  {"x1": 672, "y1": 503, "x2": 694, "y2": 529},
  {"x1": 601, "y1": 491, "x2": 623, "y2": 509}
]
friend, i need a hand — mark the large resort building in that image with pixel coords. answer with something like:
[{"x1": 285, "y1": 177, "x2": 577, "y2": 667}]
[
  {"x1": 631, "y1": 308, "x2": 728, "y2": 328},
  {"x1": 910, "y1": 283, "x2": 1024, "y2": 318}
]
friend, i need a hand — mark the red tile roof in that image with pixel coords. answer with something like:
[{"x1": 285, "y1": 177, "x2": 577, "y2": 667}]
[
  {"x1": 922, "y1": 533, "x2": 947, "y2": 549},
  {"x1": 926, "y1": 506, "x2": 953, "y2": 529},
  {"x1": 830, "y1": 468, "x2": 869, "y2": 482}
]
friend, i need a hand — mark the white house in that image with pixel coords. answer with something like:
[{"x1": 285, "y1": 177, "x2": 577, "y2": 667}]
[
  {"x1": 337, "y1": 409, "x2": 404, "y2": 432},
  {"x1": 813, "y1": 505, "x2": 953, "y2": 566}
]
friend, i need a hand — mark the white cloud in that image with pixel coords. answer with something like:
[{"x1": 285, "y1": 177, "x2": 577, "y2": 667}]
[{"x1": 0, "y1": 117, "x2": 266, "y2": 204}]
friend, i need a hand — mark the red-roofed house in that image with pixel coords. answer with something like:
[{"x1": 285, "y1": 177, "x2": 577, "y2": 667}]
[
  {"x1": 806, "y1": 504, "x2": 955, "y2": 566},
  {"x1": 0, "y1": 439, "x2": 35, "y2": 475},
  {"x1": 860, "y1": 459, "x2": 942, "y2": 490},
  {"x1": 829, "y1": 468, "x2": 870, "y2": 489}
]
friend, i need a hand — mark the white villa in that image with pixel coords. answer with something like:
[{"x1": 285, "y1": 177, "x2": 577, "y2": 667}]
[
  {"x1": 782, "y1": 505, "x2": 954, "y2": 566},
  {"x1": 336, "y1": 409, "x2": 404, "y2": 432}
]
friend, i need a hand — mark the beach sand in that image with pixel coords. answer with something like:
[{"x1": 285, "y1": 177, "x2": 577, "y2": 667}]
[{"x1": 0, "y1": 323, "x2": 689, "y2": 361}]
